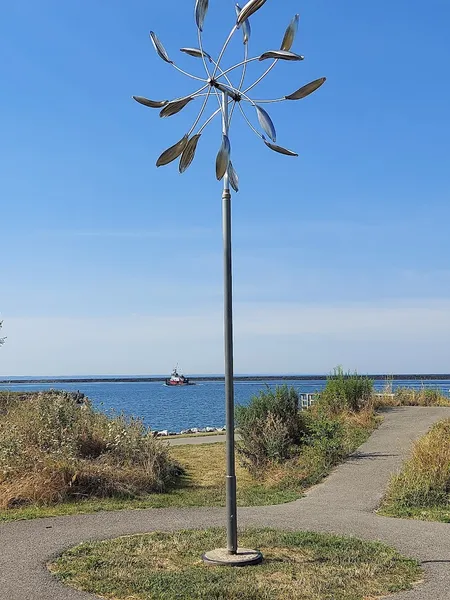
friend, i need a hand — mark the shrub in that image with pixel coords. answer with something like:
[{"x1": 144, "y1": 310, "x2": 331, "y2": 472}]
[
  {"x1": 234, "y1": 384, "x2": 379, "y2": 502},
  {"x1": 0, "y1": 391, "x2": 181, "y2": 509},
  {"x1": 384, "y1": 419, "x2": 450, "y2": 509},
  {"x1": 235, "y1": 386, "x2": 305, "y2": 473},
  {"x1": 318, "y1": 367, "x2": 373, "y2": 414},
  {"x1": 303, "y1": 413, "x2": 346, "y2": 464}
]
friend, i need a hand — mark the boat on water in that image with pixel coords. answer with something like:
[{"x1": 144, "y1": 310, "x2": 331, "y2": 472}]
[{"x1": 165, "y1": 366, "x2": 195, "y2": 387}]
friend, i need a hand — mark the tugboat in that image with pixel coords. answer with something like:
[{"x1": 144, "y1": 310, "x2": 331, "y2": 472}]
[{"x1": 165, "y1": 366, "x2": 194, "y2": 386}]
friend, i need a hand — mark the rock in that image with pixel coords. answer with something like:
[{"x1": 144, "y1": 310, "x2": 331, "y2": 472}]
[{"x1": 157, "y1": 430, "x2": 169, "y2": 437}]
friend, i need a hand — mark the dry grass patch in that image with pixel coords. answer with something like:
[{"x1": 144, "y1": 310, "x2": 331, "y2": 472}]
[
  {"x1": 380, "y1": 418, "x2": 450, "y2": 522},
  {"x1": 171, "y1": 443, "x2": 254, "y2": 488},
  {"x1": 0, "y1": 391, "x2": 181, "y2": 510},
  {"x1": 50, "y1": 528, "x2": 421, "y2": 600},
  {"x1": 168, "y1": 443, "x2": 302, "y2": 507},
  {"x1": 375, "y1": 388, "x2": 450, "y2": 408}
]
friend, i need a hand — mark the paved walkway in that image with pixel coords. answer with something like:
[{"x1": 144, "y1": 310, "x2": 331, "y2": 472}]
[{"x1": 1, "y1": 407, "x2": 449, "y2": 600}]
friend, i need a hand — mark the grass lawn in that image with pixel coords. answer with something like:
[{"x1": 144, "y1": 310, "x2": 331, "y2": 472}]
[{"x1": 49, "y1": 527, "x2": 422, "y2": 600}]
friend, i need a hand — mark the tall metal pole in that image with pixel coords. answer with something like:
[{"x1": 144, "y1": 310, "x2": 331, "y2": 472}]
[
  {"x1": 221, "y1": 91, "x2": 237, "y2": 555},
  {"x1": 135, "y1": 4, "x2": 324, "y2": 567}
]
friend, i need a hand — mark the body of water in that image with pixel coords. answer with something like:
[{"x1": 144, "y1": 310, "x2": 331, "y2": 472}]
[{"x1": 1, "y1": 378, "x2": 449, "y2": 433}]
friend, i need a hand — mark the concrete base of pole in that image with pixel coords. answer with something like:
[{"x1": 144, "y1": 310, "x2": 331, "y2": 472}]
[{"x1": 202, "y1": 548, "x2": 263, "y2": 567}]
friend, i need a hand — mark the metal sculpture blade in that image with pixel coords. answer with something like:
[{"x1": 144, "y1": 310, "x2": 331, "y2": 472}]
[
  {"x1": 133, "y1": 96, "x2": 168, "y2": 108},
  {"x1": 281, "y1": 14, "x2": 299, "y2": 51},
  {"x1": 263, "y1": 137, "x2": 298, "y2": 156},
  {"x1": 180, "y1": 47, "x2": 212, "y2": 62},
  {"x1": 285, "y1": 77, "x2": 326, "y2": 100},
  {"x1": 228, "y1": 162, "x2": 239, "y2": 192},
  {"x1": 179, "y1": 134, "x2": 202, "y2": 173},
  {"x1": 259, "y1": 50, "x2": 304, "y2": 61},
  {"x1": 236, "y1": 0, "x2": 267, "y2": 25},
  {"x1": 216, "y1": 135, "x2": 231, "y2": 180},
  {"x1": 256, "y1": 105, "x2": 276, "y2": 142},
  {"x1": 156, "y1": 135, "x2": 189, "y2": 167},
  {"x1": 135, "y1": 3, "x2": 325, "y2": 183},
  {"x1": 195, "y1": 0, "x2": 209, "y2": 31},
  {"x1": 213, "y1": 82, "x2": 240, "y2": 101},
  {"x1": 235, "y1": 4, "x2": 251, "y2": 44},
  {"x1": 160, "y1": 97, "x2": 194, "y2": 118},
  {"x1": 149, "y1": 31, "x2": 172, "y2": 64}
]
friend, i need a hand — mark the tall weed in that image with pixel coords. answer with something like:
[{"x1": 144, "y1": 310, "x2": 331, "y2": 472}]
[{"x1": 384, "y1": 419, "x2": 450, "y2": 509}]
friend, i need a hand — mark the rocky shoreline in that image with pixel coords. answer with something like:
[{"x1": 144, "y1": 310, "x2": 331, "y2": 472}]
[{"x1": 155, "y1": 426, "x2": 226, "y2": 437}]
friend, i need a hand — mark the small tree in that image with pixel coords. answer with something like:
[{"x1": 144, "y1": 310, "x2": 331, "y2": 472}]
[{"x1": 0, "y1": 321, "x2": 5, "y2": 346}]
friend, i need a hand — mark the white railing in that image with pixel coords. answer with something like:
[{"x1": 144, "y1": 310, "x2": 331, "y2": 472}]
[{"x1": 300, "y1": 393, "x2": 317, "y2": 409}]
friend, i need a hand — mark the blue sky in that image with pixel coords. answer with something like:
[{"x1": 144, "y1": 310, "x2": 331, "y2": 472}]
[{"x1": 1, "y1": 0, "x2": 450, "y2": 376}]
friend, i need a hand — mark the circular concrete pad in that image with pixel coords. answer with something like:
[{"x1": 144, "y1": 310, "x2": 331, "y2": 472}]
[{"x1": 202, "y1": 547, "x2": 263, "y2": 566}]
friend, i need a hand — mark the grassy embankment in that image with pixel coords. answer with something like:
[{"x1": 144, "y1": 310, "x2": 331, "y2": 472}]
[
  {"x1": 380, "y1": 417, "x2": 450, "y2": 522},
  {"x1": 1, "y1": 375, "x2": 448, "y2": 523},
  {"x1": 0, "y1": 374, "x2": 378, "y2": 521},
  {"x1": 49, "y1": 528, "x2": 421, "y2": 600}
]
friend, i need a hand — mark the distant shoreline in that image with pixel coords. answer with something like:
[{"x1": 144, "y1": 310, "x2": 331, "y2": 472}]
[{"x1": 2, "y1": 374, "x2": 450, "y2": 385}]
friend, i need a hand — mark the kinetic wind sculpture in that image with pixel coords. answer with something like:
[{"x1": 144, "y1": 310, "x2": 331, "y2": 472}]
[
  {"x1": 133, "y1": 0, "x2": 326, "y2": 183},
  {"x1": 133, "y1": 0, "x2": 325, "y2": 566}
]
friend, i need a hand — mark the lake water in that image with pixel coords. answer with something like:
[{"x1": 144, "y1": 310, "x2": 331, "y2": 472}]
[{"x1": 1, "y1": 378, "x2": 449, "y2": 433}]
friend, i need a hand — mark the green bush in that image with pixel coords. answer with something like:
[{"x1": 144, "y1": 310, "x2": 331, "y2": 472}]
[
  {"x1": 318, "y1": 367, "x2": 373, "y2": 414},
  {"x1": 235, "y1": 386, "x2": 304, "y2": 472},
  {"x1": 303, "y1": 414, "x2": 346, "y2": 463},
  {"x1": 0, "y1": 391, "x2": 181, "y2": 508}
]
